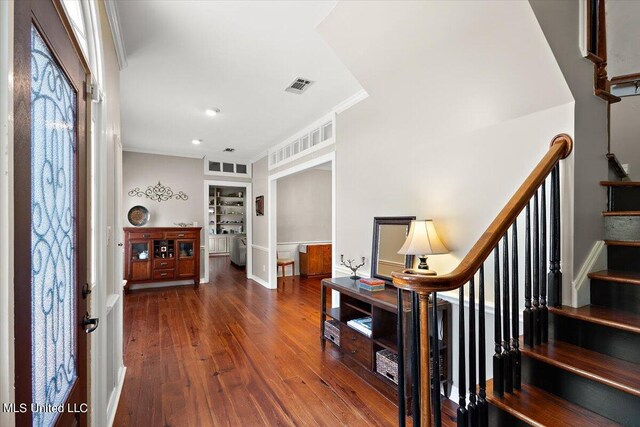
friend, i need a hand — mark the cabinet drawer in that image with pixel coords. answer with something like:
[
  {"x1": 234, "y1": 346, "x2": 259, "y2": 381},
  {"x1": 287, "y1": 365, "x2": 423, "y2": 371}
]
[
  {"x1": 153, "y1": 269, "x2": 174, "y2": 280},
  {"x1": 340, "y1": 324, "x2": 372, "y2": 368},
  {"x1": 153, "y1": 258, "x2": 175, "y2": 269},
  {"x1": 129, "y1": 231, "x2": 163, "y2": 239},
  {"x1": 165, "y1": 231, "x2": 197, "y2": 239}
]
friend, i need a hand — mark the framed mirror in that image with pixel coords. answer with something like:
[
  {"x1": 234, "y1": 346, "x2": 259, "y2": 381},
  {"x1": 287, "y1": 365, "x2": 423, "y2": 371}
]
[{"x1": 371, "y1": 216, "x2": 415, "y2": 282}]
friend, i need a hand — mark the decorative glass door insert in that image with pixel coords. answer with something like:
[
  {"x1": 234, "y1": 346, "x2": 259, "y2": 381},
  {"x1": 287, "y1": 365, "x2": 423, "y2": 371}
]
[{"x1": 30, "y1": 25, "x2": 77, "y2": 427}]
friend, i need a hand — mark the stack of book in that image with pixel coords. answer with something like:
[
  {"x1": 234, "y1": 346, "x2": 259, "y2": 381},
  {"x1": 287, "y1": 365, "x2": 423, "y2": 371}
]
[
  {"x1": 347, "y1": 317, "x2": 372, "y2": 337},
  {"x1": 358, "y1": 278, "x2": 386, "y2": 292}
]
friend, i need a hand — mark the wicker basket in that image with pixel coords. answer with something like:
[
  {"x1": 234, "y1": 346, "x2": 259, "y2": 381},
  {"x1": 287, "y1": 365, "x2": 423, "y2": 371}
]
[
  {"x1": 376, "y1": 349, "x2": 399, "y2": 384},
  {"x1": 324, "y1": 319, "x2": 340, "y2": 346}
]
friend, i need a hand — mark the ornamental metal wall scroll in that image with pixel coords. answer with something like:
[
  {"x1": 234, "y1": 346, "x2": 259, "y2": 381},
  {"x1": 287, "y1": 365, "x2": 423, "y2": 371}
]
[{"x1": 128, "y1": 181, "x2": 189, "y2": 202}]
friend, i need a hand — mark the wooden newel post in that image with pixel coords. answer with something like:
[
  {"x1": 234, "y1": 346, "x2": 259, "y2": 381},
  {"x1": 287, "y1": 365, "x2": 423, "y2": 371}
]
[{"x1": 418, "y1": 292, "x2": 432, "y2": 427}]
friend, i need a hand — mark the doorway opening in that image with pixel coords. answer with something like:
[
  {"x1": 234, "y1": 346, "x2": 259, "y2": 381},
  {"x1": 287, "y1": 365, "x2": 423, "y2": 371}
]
[
  {"x1": 204, "y1": 180, "x2": 252, "y2": 283},
  {"x1": 268, "y1": 152, "x2": 336, "y2": 290}
]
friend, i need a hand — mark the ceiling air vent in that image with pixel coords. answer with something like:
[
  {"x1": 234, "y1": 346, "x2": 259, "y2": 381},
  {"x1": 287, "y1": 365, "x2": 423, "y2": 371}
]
[
  {"x1": 223, "y1": 148, "x2": 235, "y2": 152},
  {"x1": 285, "y1": 78, "x2": 314, "y2": 94}
]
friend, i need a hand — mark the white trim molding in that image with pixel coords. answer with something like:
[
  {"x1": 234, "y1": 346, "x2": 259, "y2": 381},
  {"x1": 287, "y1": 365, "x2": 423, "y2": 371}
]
[
  {"x1": 268, "y1": 112, "x2": 335, "y2": 170},
  {"x1": 104, "y1": 0, "x2": 128, "y2": 69},
  {"x1": 573, "y1": 240, "x2": 606, "y2": 307},
  {"x1": 251, "y1": 244, "x2": 269, "y2": 252},
  {"x1": 0, "y1": 2, "x2": 15, "y2": 426},
  {"x1": 334, "y1": 89, "x2": 369, "y2": 115},
  {"x1": 268, "y1": 152, "x2": 336, "y2": 289},
  {"x1": 106, "y1": 365, "x2": 126, "y2": 427},
  {"x1": 203, "y1": 179, "x2": 252, "y2": 284}
]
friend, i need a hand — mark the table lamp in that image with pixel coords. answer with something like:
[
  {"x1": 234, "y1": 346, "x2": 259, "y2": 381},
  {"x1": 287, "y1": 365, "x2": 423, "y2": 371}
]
[{"x1": 398, "y1": 219, "x2": 448, "y2": 275}]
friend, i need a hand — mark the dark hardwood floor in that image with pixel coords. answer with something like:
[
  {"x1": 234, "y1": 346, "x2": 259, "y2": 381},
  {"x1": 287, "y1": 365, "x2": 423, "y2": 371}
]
[{"x1": 113, "y1": 256, "x2": 410, "y2": 426}]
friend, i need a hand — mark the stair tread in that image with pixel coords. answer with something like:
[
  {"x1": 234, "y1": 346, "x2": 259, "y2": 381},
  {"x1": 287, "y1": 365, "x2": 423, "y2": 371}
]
[
  {"x1": 549, "y1": 305, "x2": 640, "y2": 334},
  {"x1": 519, "y1": 338, "x2": 640, "y2": 397},
  {"x1": 605, "y1": 240, "x2": 640, "y2": 247},
  {"x1": 588, "y1": 269, "x2": 640, "y2": 285},
  {"x1": 486, "y1": 380, "x2": 620, "y2": 426},
  {"x1": 601, "y1": 181, "x2": 640, "y2": 187},
  {"x1": 603, "y1": 210, "x2": 640, "y2": 216}
]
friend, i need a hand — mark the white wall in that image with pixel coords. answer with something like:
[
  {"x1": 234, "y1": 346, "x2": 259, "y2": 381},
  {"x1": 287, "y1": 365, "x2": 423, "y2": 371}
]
[
  {"x1": 318, "y1": 1, "x2": 574, "y2": 282},
  {"x1": 611, "y1": 95, "x2": 640, "y2": 180},
  {"x1": 251, "y1": 157, "x2": 270, "y2": 284},
  {"x1": 277, "y1": 168, "x2": 332, "y2": 243}
]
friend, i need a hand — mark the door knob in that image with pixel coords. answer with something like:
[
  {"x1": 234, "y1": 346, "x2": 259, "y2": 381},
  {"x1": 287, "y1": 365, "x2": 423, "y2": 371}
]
[{"x1": 82, "y1": 313, "x2": 99, "y2": 334}]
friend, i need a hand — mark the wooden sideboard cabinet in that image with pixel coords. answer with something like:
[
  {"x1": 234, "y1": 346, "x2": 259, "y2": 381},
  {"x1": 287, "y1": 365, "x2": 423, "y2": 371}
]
[
  {"x1": 299, "y1": 243, "x2": 332, "y2": 277},
  {"x1": 124, "y1": 227, "x2": 201, "y2": 293}
]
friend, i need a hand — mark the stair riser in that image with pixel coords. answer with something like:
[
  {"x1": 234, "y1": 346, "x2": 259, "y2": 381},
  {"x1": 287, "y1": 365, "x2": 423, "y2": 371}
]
[
  {"x1": 609, "y1": 186, "x2": 640, "y2": 211},
  {"x1": 487, "y1": 404, "x2": 529, "y2": 427},
  {"x1": 608, "y1": 245, "x2": 640, "y2": 273},
  {"x1": 551, "y1": 313, "x2": 639, "y2": 364},
  {"x1": 591, "y1": 279, "x2": 640, "y2": 315},
  {"x1": 604, "y1": 216, "x2": 640, "y2": 242},
  {"x1": 522, "y1": 356, "x2": 639, "y2": 426}
]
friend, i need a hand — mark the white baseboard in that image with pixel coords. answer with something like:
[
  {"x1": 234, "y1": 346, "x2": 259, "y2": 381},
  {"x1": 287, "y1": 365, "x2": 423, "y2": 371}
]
[
  {"x1": 248, "y1": 274, "x2": 272, "y2": 289},
  {"x1": 107, "y1": 365, "x2": 126, "y2": 427},
  {"x1": 573, "y1": 240, "x2": 606, "y2": 307}
]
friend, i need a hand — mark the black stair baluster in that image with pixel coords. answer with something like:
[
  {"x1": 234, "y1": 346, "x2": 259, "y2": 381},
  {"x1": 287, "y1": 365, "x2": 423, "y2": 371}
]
[
  {"x1": 523, "y1": 203, "x2": 533, "y2": 348},
  {"x1": 493, "y1": 246, "x2": 504, "y2": 396},
  {"x1": 511, "y1": 220, "x2": 521, "y2": 389},
  {"x1": 502, "y1": 234, "x2": 513, "y2": 394},
  {"x1": 411, "y1": 291, "x2": 421, "y2": 423},
  {"x1": 397, "y1": 288, "x2": 406, "y2": 427},
  {"x1": 432, "y1": 292, "x2": 442, "y2": 427},
  {"x1": 468, "y1": 276, "x2": 478, "y2": 427},
  {"x1": 477, "y1": 265, "x2": 488, "y2": 427},
  {"x1": 457, "y1": 287, "x2": 467, "y2": 427},
  {"x1": 533, "y1": 190, "x2": 541, "y2": 346},
  {"x1": 548, "y1": 164, "x2": 563, "y2": 307},
  {"x1": 540, "y1": 181, "x2": 549, "y2": 343}
]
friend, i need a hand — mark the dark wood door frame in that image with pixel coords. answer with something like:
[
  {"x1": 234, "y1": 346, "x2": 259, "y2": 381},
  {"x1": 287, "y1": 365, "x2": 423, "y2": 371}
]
[{"x1": 14, "y1": 0, "x2": 90, "y2": 425}]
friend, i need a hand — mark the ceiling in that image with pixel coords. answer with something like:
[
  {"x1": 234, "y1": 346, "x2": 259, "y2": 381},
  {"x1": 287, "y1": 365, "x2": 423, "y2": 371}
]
[
  {"x1": 117, "y1": 1, "x2": 362, "y2": 161},
  {"x1": 607, "y1": 0, "x2": 640, "y2": 78}
]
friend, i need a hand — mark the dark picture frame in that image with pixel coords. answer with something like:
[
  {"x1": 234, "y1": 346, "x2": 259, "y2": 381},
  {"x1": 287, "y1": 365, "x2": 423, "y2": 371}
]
[
  {"x1": 256, "y1": 195, "x2": 264, "y2": 216},
  {"x1": 371, "y1": 216, "x2": 415, "y2": 282}
]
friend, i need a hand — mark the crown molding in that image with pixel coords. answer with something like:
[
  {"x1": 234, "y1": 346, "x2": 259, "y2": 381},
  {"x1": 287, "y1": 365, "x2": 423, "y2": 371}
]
[
  {"x1": 123, "y1": 146, "x2": 204, "y2": 159},
  {"x1": 104, "y1": 0, "x2": 128, "y2": 70},
  {"x1": 334, "y1": 89, "x2": 369, "y2": 114}
]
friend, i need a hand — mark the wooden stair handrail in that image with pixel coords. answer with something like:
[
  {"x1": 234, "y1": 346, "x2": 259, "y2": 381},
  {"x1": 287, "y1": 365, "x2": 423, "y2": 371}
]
[{"x1": 392, "y1": 134, "x2": 573, "y2": 293}]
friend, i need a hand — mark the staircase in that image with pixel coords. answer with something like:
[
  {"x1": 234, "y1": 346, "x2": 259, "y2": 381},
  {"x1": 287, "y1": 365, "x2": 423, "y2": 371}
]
[
  {"x1": 486, "y1": 180, "x2": 640, "y2": 426},
  {"x1": 391, "y1": 136, "x2": 640, "y2": 427}
]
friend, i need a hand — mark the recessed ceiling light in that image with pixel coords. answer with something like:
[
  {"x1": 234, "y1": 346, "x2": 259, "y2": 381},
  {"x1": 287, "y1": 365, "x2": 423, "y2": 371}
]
[
  {"x1": 205, "y1": 108, "x2": 220, "y2": 117},
  {"x1": 192, "y1": 139, "x2": 202, "y2": 145}
]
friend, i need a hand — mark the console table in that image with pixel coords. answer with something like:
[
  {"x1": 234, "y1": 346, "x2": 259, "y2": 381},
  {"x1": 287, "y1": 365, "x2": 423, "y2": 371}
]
[
  {"x1": 123, "y1": 227, "x2": 201, "y2": 293},
  {"x1": 320, "y1": 277, "x2": 452, "y2": 411}
]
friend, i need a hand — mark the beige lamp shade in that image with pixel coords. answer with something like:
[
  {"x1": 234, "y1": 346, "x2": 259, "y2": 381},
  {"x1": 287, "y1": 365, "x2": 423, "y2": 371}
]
[{"x1": 398, "y1": 220, "x2": 448, "y2": 256}]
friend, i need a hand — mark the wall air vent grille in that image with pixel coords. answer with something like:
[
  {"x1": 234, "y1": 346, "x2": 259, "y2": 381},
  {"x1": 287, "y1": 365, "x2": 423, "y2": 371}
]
[
  {"x1": 285, "y1": 78, "x2": 314, "y2": 94},
  {"x1": 268, "y1": 113, "x2": 335, "y2": 170}
]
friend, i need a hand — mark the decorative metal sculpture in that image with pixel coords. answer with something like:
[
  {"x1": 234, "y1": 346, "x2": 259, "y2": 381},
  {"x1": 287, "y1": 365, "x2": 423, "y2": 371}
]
[
  {"x1": 340, "y1": 255, "x2": 366, "y2": 280},
  {"x1": 128, "y1": 181, "x2": 189, "y2": 202}
]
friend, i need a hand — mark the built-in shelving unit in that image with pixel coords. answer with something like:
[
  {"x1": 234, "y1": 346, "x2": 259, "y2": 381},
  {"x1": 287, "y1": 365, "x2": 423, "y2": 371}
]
[{"x1": 208, "y1": 186, "x2": 246, "y2": 236}]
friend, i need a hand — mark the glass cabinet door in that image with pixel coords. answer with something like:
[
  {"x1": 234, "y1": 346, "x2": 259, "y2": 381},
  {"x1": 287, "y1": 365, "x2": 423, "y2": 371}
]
[
  {"x1": 176, "y1": 240, "x2": 196, "y2": 278},
  {"x1": 178, "y1": 241, "x2": 194, "y2": 258},
  {"x1": 128, "y1": 240, "x2": 151, "y2": 281}
]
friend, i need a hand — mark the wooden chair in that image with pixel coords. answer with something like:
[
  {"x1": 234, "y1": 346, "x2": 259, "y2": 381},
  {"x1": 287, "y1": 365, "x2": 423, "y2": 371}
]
[{"x1": 277, "y1": 252, "x2": 295, "y2": 279}]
